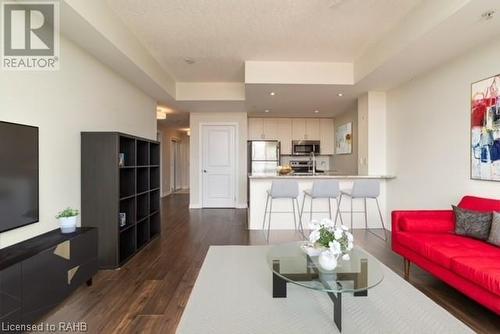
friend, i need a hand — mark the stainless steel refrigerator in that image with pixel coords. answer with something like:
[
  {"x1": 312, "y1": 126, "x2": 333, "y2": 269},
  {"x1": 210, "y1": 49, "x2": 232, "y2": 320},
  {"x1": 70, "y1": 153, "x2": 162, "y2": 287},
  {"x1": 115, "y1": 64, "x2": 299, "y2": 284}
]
[{"x1": 248, "y1": 140, "x2": 280, "y2": 174}]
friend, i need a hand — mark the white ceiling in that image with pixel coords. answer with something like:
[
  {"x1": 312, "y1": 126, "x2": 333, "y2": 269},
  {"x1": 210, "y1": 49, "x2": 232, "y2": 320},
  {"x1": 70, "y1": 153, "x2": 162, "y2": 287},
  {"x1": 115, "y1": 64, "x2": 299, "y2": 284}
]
[
  {"x1": 92, "y1": 0, "x2": 500, "y2": 123},
  {"x1": 246, "y1": 84, "x2": 357, "y2": 117},
  {"x1": 106, "y1": 0, "x2": 422, "y2": 82}
]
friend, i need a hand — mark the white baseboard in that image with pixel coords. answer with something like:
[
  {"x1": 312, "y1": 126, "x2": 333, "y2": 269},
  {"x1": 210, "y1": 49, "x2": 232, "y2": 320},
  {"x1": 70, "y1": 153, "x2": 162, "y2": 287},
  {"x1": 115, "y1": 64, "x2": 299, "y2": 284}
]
[
  {"x1": 236, "y1": 203, "x2": 248, "y2": 209},
  {"x1": 189, "y1": 204, "x2": 202, "y2": 209}
]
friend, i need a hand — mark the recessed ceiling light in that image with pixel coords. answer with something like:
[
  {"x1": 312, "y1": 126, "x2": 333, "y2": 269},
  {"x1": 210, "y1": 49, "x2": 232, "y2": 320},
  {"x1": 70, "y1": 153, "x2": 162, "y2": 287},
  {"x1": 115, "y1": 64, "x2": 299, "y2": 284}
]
[
  {"x1": 265, "y1": 109, "x2": 270, "y2": 113},
  {"x1": 184, "y1": 57, "x2": 196, "y2": 64},
  {"x1": 156, "y1": 111, "x2": 167, "y2": 120},
  {"x1": 481, "y1": 10, "x2": 495, "y2": 20},
  {"x1": 270, "y1": 92, "x2": 276, "y2": 96},
  {"x1": 337, "y1": 93, "x2": 343, "y2": 97},
  {"x1": 314, "y1": 110, "x2": 319, "y2": 113}
]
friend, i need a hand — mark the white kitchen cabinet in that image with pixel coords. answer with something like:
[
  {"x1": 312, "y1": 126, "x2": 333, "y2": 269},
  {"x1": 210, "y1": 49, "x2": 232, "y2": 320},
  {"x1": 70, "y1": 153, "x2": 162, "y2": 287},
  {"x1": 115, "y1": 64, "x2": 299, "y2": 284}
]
[
  {"x1": 249, "y1": 117, "x2": 333, "y2": 155},
  {"x1": 248, "y1": 118, "x2": 264, "y2": 140},
  {"x1": 306, "y1": 119, "x2": 320, "y2": 140},
  {"x1": 292, "y1": 119, "x2": 306, "y2": 140},
  {"x1": 319, "y1": 118, "x2": 334, "y2": 155},
  {"x1": 276, "y1": 119, "x2": 292, "y2": 155},
  {"x1": 292, "y1": 119, "x2": 320, "y2": 140},
  {"x1": 263, "y1": 119, "x2": 279, "y2": 140}
]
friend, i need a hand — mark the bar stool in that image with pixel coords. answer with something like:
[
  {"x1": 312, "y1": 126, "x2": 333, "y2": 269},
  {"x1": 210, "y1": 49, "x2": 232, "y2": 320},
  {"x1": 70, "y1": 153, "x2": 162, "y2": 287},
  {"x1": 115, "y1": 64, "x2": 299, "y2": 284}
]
[
  {"x1": 300, "y1": 180, "x2": 344, "y2": 231},
  {"x1": 262, "y1": 180, "x2": 300, "y2": 242},
  {"x1": 339, "y1": 179, "x2": 387, "y2": 241}
]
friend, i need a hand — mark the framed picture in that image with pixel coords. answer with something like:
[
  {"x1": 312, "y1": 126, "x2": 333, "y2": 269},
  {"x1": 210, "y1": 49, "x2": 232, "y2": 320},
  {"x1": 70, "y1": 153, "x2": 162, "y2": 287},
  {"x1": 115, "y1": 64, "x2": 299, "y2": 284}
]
[
  {"x1": 335, "y1": 122, "x2": 352, "y2": 154},
  {"x1": 471, "y1": 74, "x2": 500, "y2": 181}
]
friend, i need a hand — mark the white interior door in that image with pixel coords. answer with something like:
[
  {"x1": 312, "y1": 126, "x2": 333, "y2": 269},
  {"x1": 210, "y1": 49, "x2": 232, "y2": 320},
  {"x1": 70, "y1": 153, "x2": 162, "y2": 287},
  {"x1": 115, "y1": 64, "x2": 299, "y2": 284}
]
[
  {"x1": 175, "y1": 142, "x2": 182, "y2": 190},
  {"x1": 202, "y1": 125, "x2": 236, "y2": 208}
]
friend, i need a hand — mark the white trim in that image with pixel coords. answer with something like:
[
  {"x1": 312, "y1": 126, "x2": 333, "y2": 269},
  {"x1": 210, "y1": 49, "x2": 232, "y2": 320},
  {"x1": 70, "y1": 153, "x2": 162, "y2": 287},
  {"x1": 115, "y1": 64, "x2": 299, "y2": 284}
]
[
  {"x1": 199, "y1": 122, "x2": 239, "y2": 208},
  {"x1": 157, "y1": 129, "x2": 163, "y2": 196},
  {"x1": 236, "y1": 203, "x2": 248, "y2": 209},
  {"x1": 189, "y1": 204, "x2": 202, "y2": 209}
]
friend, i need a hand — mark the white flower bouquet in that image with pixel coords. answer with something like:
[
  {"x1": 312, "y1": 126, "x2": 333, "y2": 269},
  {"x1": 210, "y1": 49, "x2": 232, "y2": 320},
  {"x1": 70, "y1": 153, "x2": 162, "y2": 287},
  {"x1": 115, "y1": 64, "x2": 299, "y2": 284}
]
[{"x1": 301, "y1": 218, "x2": 354, "y2": 270}]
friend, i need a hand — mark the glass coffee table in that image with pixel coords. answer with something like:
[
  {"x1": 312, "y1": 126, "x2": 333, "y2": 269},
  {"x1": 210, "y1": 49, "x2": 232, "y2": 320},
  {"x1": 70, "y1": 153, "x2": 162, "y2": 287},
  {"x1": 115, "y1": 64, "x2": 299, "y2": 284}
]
[{"x1": 267, "y1": 242, "x2": 384, "y2": 332}]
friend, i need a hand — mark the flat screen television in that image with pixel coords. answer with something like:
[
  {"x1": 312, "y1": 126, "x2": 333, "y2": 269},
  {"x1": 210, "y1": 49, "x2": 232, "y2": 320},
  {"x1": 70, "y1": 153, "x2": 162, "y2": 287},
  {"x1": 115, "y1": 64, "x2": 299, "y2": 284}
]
[{"x1": 0, "y1": 121, "x2": 39, "y2": 232}]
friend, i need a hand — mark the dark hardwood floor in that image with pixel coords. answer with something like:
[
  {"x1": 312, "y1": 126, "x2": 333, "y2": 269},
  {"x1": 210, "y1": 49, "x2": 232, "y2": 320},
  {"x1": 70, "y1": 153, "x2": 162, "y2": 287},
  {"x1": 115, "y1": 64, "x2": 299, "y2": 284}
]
[{"x1": 41, "y1": 193, "x2": 499, "y2": 333}]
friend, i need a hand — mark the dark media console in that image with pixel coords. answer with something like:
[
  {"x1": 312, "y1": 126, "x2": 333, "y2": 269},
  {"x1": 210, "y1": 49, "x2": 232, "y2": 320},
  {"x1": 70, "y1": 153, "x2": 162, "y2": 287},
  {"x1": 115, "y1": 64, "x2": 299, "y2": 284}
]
[{"x1": 0, "y1": 228, "x2": 97, "y2": 333}]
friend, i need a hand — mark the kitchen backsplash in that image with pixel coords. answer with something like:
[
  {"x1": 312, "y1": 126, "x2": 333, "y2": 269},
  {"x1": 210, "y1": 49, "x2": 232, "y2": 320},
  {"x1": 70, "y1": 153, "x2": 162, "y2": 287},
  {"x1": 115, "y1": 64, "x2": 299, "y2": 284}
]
[{"x1": 280, "y1": 155, "x2": 330, "y2": 171}]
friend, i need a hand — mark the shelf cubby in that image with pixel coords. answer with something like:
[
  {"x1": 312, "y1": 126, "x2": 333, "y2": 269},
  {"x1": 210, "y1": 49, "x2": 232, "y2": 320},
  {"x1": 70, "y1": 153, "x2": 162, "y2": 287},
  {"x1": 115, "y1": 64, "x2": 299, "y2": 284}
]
[
  {"x1": 82, "y1": 132, "x2": 162, "y2": 269},
  {"x1": 119, "y1": 196, "x2": 135, "y2": 230},
  {"x1": 150, "y1": 142, "x2": 160, "y2": 166},
  {"x1": 119, "y1": 136, "x2": 136, "y2": 167},
  {"x1": 119, "y1": 226, "x2": 136, "y2": 264},
  {"x1": 137, "y1": 167, "x2": 149, "y2": 193},
  {"x1": 136, "y1": 218, "x2": 150, "y2": 249},
  {"x1": 137, "y1": 140, "x2": 149, "y2": 166},
  {"x1": 120, "y1": 168, "x2": 135, "y2": 198},
  {"x1": 150, "y1": 189, "x2": 160, "y2": 214},
  {"x1": 137, "y1": 193, "x2": 149, "y2": 221},
  {"x1": 150, "y1": 167, "x2": 160, "y2": 190},
  {"x1": 150, "y1": 212, "x2": 161, "y2": 238}
]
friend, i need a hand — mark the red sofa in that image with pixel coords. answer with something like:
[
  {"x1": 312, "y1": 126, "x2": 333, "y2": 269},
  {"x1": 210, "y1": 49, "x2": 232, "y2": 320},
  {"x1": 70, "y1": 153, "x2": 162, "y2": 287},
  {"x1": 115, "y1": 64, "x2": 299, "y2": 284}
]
[{"x1": 392, "y1": 196, "x2": 500, "y2": 315}]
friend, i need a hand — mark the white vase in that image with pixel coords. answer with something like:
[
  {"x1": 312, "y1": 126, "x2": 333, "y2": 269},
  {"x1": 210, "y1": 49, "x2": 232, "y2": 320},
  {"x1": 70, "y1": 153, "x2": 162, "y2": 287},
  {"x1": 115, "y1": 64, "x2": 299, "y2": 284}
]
[
  {"x1": 318, "y1": 251, "x2": 338, "y2": 270},
  {"x1": 59, "y1": 216, "x2": 77, "y2": 234}
]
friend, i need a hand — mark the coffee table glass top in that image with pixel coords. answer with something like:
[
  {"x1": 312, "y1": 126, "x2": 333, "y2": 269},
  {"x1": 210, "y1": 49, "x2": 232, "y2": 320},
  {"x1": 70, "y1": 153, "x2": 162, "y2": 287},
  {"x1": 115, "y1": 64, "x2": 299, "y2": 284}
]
[{"x1": 267, "y1": 242, "x2": 384, "y2": 293}]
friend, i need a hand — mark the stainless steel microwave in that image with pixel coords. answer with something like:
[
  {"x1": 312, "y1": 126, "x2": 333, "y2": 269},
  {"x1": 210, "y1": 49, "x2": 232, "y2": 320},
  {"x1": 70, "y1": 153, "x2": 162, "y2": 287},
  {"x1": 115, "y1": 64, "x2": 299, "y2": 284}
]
[{"x1": 292, "y1": 140, "x2": 320, "y2": 155}]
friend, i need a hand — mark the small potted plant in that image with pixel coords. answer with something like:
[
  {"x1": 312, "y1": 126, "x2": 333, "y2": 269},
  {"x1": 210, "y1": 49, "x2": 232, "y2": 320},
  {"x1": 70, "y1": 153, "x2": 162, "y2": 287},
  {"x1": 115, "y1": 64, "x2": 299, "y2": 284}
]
[
  {"x1": 301, "y1": 218, "x2": 354, "y2": 270},
  {"x1": 56, "y1": 207, "x2": 79, "y2": 234}
]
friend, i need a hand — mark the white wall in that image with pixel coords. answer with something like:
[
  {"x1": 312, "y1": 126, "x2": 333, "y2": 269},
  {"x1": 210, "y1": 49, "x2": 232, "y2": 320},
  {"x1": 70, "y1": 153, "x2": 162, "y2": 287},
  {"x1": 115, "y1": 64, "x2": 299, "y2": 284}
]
[
  {"x1": 0, "y1": 36, "x2": 157, "y2": 248},
  {"x1": 386, "y1": 39, "x2": 500, "y2": 213},
  {"x1": 357, "y1": 92, "x2": 387, "y2": 175},
  {"x1": 332, "y1": 109, "x2": 358, "y2": 174},
  {"x1": 358, "y1": 94, "x2": 369, "y2": 175},
  {"x1": 189, "y1": 112, "x2": 248, "y2": 208}
]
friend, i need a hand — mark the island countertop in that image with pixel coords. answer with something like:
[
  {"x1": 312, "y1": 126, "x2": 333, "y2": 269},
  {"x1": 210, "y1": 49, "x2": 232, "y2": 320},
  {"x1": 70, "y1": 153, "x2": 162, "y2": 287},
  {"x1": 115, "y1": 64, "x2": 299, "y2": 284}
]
[
  {"x1": 248, "y1": 173, "x2": 393, "y2": 230},
  {"x1": 248, "y1": 173, "x2": 395, "y2": 179}
]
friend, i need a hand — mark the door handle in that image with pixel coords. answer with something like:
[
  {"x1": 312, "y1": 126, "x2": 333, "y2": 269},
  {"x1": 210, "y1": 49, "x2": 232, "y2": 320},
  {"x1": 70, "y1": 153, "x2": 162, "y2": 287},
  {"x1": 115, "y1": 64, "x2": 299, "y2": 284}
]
[{"x1": 203, "y1": 169, "x2": 207, "y2": 173}]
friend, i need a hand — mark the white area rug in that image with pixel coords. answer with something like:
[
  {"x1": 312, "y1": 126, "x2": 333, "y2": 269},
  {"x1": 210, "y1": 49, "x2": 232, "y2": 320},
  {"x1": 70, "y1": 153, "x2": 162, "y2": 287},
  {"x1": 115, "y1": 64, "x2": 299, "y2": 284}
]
[{"x1": 177, "y1": 246, "x2": 473, "y2": 334}]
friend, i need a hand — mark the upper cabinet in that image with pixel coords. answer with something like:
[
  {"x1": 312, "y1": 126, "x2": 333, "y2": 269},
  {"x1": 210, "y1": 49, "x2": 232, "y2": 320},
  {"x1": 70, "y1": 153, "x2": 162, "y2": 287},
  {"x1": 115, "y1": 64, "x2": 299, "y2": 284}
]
[
  {"x1": 248, "y1": 118, "x2": 264, "y2": 140},
  {"x1": 319, "y1": 118, "x2": 334, "y2": 155},
  {"x1": 292, "y1": 119, "x2": 320, "y2": 140},
  {"x1": 292, "y1": 119, "x2": 306, "y2": 140},
  {"x1": 276, "y1": 119, "x2": 292, "y2": 155},
  {"x1": 306, "y1": 119, "x2": 320, "y2": 140},
  {"x1": 263, "y1": 119, "x2": 279, "y2": 139},
  {"x1": 248, "y1": 117, "x2": 334, "y2": 155}
]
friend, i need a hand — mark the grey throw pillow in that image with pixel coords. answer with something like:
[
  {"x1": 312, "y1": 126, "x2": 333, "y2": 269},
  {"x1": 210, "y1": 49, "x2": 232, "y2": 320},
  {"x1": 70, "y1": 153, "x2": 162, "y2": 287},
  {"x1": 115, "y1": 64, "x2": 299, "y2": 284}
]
[
  {"x1": 453, "y1": 205, "x2": 492, "y2": 240},
  {"x1": 487, "y1": 212, "x2": 500, "y2": 246}
]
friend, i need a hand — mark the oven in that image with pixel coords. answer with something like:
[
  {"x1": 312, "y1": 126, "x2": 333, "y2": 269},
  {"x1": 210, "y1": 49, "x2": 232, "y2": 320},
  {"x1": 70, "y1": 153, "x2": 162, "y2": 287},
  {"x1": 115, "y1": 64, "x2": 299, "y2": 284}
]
[{"x1": 292, "y1": 140, "x2": 320, "y2": 155}]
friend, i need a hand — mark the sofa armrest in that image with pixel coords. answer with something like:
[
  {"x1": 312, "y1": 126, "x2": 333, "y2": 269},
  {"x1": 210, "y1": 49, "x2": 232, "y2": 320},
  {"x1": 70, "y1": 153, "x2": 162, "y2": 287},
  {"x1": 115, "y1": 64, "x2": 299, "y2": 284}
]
[{"x1": 392, "y1": 210, "x2": 455, "y2": 234}]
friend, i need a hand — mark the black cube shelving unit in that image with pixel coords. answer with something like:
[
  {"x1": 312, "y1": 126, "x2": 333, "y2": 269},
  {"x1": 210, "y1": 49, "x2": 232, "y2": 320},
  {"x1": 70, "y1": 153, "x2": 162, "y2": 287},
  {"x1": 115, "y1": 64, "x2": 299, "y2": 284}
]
[{"x1": 81, "y1": 132, "x2": 162, "y2": 269}]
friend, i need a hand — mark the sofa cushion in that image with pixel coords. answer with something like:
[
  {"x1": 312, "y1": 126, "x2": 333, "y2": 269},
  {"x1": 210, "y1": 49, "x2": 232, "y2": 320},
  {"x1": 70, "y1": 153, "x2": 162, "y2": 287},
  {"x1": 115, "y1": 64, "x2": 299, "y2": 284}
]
[
  {"x1": 396, "y1": 232, "x2": 436, "y2": 256},
  {"x1": 426, "y1": 236, "x2": 500, "y2": 269},
  {"x1": 451, "y1": 256, "x2": 500, "y2": 296},
  {"x1": 453, "y1": 205, "x2": 492, "y2": 240},
  {"x1": 487, "y1": 212, "x2": 500, "y2": 247},
  {"x1": 396, "y1": 233, "x2": 500, "y2": 269},
  {"x1": 399, "y1": 217, "x2": 454, "y2": 233}
]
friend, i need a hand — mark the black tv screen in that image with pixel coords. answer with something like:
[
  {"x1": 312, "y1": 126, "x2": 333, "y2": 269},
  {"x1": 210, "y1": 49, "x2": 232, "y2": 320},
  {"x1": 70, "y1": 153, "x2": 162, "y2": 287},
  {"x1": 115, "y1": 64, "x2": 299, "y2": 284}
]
[{"x1": 0, "y1": 121, "x2": 39, "y2": 232}]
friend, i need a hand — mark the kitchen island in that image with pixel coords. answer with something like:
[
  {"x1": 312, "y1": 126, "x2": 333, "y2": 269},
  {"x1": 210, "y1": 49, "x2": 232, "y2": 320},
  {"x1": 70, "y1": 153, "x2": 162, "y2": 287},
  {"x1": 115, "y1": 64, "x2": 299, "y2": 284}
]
[{"x1": 248, "y1": 173, "x2": 395, "y2": 230}]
